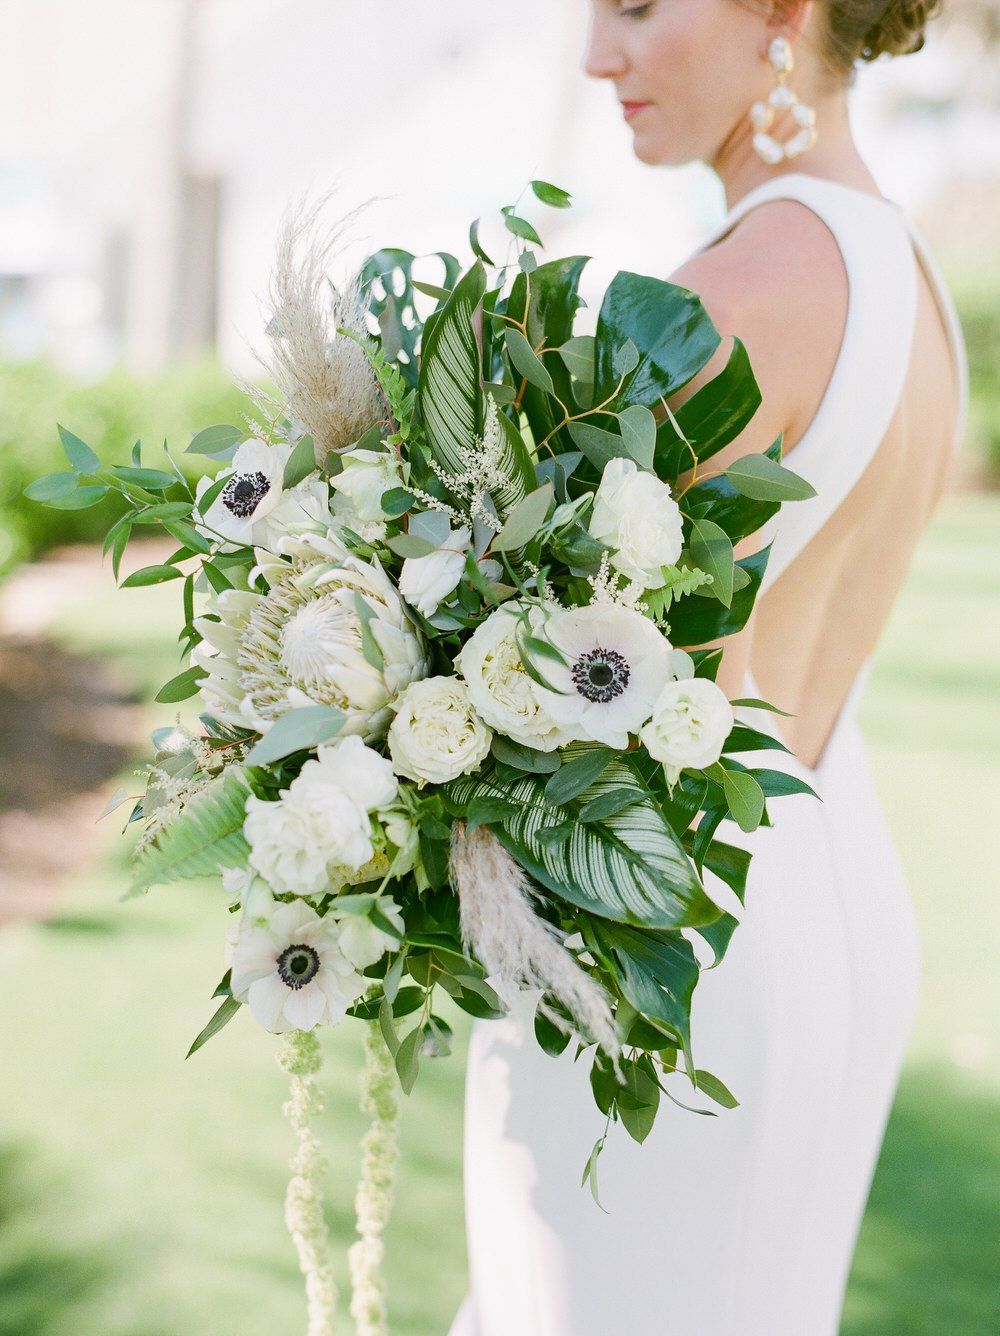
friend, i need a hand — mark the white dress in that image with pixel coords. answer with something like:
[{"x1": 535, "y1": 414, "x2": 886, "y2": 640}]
[{"x1": 448, "y1": 174, "x2": 969, "y2": 1336}]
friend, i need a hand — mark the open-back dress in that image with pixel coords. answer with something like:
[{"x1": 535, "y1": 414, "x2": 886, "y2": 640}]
[{"x1": 449, "y1": 172, "x2": 969, "y2": 1336}]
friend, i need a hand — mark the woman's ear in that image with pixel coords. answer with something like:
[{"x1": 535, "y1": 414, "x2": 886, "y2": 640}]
[{"x1": 768, "y1": 0, "x2": 815, "y2": 42}]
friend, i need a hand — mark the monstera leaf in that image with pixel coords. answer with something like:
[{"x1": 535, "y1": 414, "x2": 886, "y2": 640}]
[
  {"x1": 359, "y1": 247, "x2": 462, "y2": 384},
  {"x1": 447, "y1": 753, "x2": 721, "y2": 930}
]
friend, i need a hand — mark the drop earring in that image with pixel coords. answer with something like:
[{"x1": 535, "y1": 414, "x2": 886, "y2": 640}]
[{"x1": 749, "y1": 35, "x2": 818, "y2": 166}]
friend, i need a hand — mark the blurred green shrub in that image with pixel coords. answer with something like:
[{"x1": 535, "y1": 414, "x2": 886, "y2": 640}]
[
  {"x1": 0, "y1": 358, "x2": 252, "y2": 575},
  {"x1": 954, "y1": 283, "x2": 1000, "y2": 484}
]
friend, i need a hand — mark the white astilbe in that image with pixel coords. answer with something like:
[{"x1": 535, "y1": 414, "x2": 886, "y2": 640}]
[
  {"x1": 279, "y1": 1030, "x2": 339, "y2": 1336},
  {"x1": 589, "y1": 551, "x2": 647, "y2": 612},
  {"x1": 450, "y1": 823, "x2": 622, "y2": 1076},
  {"x1": 134, "y1": 724, "x2": 248, "y2": 857},
  {"x1": 348, "y1": 1014, "x2": 400, "y2": 1336},
  {"x1": 427, "y1": 394, "x2": 507, "y2": 532},
  {"x1": 252, "y1": 197, "x2": 382, "y2": 463}
]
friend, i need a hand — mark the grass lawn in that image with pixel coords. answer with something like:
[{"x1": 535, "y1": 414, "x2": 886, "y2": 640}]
[{"x1": 1, "y1": 492, "x2": 997, "y2": 1335}]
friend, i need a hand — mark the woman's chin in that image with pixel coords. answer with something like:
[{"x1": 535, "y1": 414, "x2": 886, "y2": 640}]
[{"x1": 630, "y1": 130, "x2": 686, "y2": 168}]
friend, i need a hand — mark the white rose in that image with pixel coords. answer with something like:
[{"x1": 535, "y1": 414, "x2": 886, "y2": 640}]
[
  {"x1": 245, "y1": 783, "x2": 373, "y2": 896},
  {"x1": 399, "y1": 525, "x2": 471, "y2": 618},
  {"x1": 388, "y1": 676, "x2": 493, "y2": 786},
  {"x1": 456, "y1": 603, "x2": 571, "y2": 753},
  {"x1": 589, "y1": 457, "x2": 684, "y2": 588},
  {"x1": 639, "y1": 677, "x2": 735, "y2": 785},
  {"x1": 330, "y1": 448, "x2": 404, "y2": 531},
  {"x1": 296, "y1": 734, "x2": 398, "y2": 812}
]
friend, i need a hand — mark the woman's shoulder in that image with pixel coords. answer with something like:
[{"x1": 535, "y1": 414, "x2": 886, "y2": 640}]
[{"x1": 669, "y1": 201, "x2": 849, "y2": 453}]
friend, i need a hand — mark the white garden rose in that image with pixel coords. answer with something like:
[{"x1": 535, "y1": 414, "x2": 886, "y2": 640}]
[
  {"x1": 230, "y1": 898, "x2": 366, "y2": 1033},
  {"x1": 639, "y1": 677, "x2": 735, "y2": 785},
  {"x1": 244, "y1": 736, "x2": 398, "y2": 896},
  {"x1": 456, "y1": 603, "x2": 571, "y2": 753},
  {"x1": 195, "y1": 438, "x2": 293, "y2": 548},
  {"x1": 330, "y1": 447, "x2": 404, "y2": 536},
  {"x1": 589, "y1": 457, "x2": 684, "y2": 588},
  {"x1": 398, "y1": 524, "x2": 471, "y2": 618},
  {"x1": 388, "y1": 676, "x2": 493, "y2": 786}
]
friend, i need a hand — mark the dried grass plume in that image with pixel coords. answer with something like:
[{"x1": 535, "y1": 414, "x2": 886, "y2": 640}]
[
  {"x1": 451, "y1": 822, "x2": 622, "y2": 1075},
  {"x1": 251, "y1": 194, "x2": 383, "y2": 463}
]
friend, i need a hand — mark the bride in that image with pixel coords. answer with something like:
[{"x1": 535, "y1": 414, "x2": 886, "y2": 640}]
[{"x1": 450, "y1": 2, "x2": 967, "y2": 1333}]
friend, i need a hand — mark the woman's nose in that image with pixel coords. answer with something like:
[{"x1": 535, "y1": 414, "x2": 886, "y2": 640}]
[{"x1": 582, "y1": 13, "x2": 627, "y2": 80}]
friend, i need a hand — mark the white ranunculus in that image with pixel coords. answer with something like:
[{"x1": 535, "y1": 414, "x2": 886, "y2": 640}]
[
  {"x1": 531, "y1": 603, "x2": 672, "y2": 749},
  {"x1": 330, "y1": 447, "x2": 404, "y2": 535},
  {"x1": 333, "y1": 897, "x2": 405, "y2": 969},
  {"x1": 388, "y1": 676, "x2": 493, "y2": 787},
  {"x1": 456, "y1": 603, "x2": 571, "y2": 753},
  {"x1": 589, "y1": 458, "x2": 684, "y2": 588},
  {"x1": 230, "y1": 899, "x2": 365, "y2": 1033},
  {"x1": 195, "y1": 439, "x2": 293, "y2": 548},
  {"x1": 399, "y1": 525, "x2": 471, "y2": 618},
  {"x1": 639, "y1": 677, "x2": 735, "y2": 785}
]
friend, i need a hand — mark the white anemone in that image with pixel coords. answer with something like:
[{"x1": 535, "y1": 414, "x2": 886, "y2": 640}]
[
  {"x1": 195, "y1": 439, "x2": 293, "y2": 548},
  {"x1": 230, "y1": 898, "x2": 366, "y2": 1033},
  {"x1": 530, "y1": 603, "x2": 672, "y2": 749}
]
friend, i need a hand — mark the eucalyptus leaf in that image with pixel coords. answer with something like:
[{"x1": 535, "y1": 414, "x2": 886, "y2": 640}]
[
  {"x1": 617, "y1": 404, "x2": 657, "y2": 470},
  {"x1": 491, "y1": 483, "x2": 553, "y2": 553},
  {"x1": 282, "y1": 435, "x2": 317, "y2": 489},
  {"x1": 505, "y1": 328, "x2": 555, "y2": 395},
  {"x1": 688, "y1": 519, "x2": 735, "y2": 608},
  {"x1": 187, "y1": 424, "x2": 243, "y2": 458},
  {"x1": 721, "y1": 768, "x2": 766, "y2": 833},
  {"x1": 58, "y1": 425, "x2": 101, "y2": 474},
  {"x1": 244, "y1": 705, "x2": 345, "y2": 766},
  {"x1": 725, "y1": 452, "x2": 817, "y2": 502}
]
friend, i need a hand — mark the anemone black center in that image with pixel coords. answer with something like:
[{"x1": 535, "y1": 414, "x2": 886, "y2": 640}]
[
  {"x1": 276, "y1": 943, "x2": 321, "y2": 990},
  {"x1": 571, "y1": 647, "x2": 630, "y2": 703},
  {"x1": 221, "y1": 470, "x2": 270, "y2": 518}
]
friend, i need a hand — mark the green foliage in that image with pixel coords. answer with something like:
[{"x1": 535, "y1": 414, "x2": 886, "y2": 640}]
[
  {"x1": 131, "y1": 767, "x2": 252, "y2": 892},
  {"x1": 0, "y1": 357, "x2": 250, "y2": 574}
]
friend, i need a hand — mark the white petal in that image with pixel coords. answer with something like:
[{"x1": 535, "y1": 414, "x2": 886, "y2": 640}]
[
  {"x1": 247, "y1": 973, "x2": 292, "y2": 1032},
  {"x1": 282, "y1": 982, "x2": 328, "y2": 1030}
]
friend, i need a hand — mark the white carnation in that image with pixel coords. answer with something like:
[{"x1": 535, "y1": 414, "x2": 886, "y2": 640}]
[
  {"x1": 456, "y1": 603, "x2": 570, "y2": 753},
  {"x1": 399, "y1": 525, "x2": 471, "y2": 618},
  {"x1": 639, "y1": 677, "x2": 735, "y2": 785},
  {"x1": 589, "y1": 457, "x2": 684, "y2": 588},
  {"x1": 388, "y1": 676, "x2": 492, "y2": 787}
]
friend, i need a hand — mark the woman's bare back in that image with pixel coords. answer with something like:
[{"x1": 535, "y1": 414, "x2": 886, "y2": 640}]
[{"x1": 670, "y1": 187, "x2": 961, "y2": 769}]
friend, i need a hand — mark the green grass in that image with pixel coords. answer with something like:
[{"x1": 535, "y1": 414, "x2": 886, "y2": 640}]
[{"x1": 2, "y1": 493, "x2": 998, "y2": 1335}]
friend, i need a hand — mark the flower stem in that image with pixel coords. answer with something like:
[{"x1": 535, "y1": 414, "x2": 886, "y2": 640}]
[
  {"x1": 348, "y1": 1019, "x2": 400, "y2": 1336},
  {"x1": 279, "y1": 1030, "x2": 338, "y2": 1336}
]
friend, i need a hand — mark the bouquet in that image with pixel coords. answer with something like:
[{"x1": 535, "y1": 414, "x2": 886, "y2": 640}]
[{"x1": 28, "y1": 183, "x2": 816, "y2": 1334}]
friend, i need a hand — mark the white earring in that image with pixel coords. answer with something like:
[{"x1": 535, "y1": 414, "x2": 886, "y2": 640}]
[{"x1": 749, "y1": 35, "x2": 818, "y2": 166}]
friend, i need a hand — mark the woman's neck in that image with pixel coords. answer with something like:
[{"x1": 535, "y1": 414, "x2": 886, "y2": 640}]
[{"x1": 710, "y1": 93, "x2": 881, "y2": 211}]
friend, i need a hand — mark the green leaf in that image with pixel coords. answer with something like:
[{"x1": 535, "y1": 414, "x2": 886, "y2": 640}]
[
  {"x1": 617, "y1": 1059, "x2": 661, "y2": 1144},
  {"x1": 282, "y1": 434, "x2": 317, "y2": 489},
  {"x1": 588, "y1": 918, "x2": 699, "y2": 1054},
  {"x1": 689, "y1": 519, "x2": 735, "y2": 608},
  {"x1": 44, "y1": 485, "x2": 108, "y2": 511},
  {"x1": 111, "y1": 466, "x2": 177, "y2": 490},
  {"x1": 567, "y1": 421, "x2": 630, "y2": 472},
  {"x1": 531, "y1": 179, "x2": 572, "y2": 209},
  {"x1": 155, "y1": 665, "x2": 206, "y2": 704},
  {"x1": 385, "y1": 532, "x2": 437, "y2": 559},
  {"x1": 58, "y1": 425, "x2": 101, "y2": 474},
  {"x1": 120, "y1": 564, "x2": 185, "y2": 587},
  {"x1": 491, "y1": 482, "x2": 553, "y2": 553},
  {"x1": 490, "y1": 735, "x2": 562, "y2": 774},
  {"x1": 448, "y1": 757, "x2": 717, "y2": 930},
  {"x1": 186, "y1": 997, "x2": 240, "y2": 1058},
  {"x1": 244, "y1": 706, "x2": 345, "y2": 766},
  {"x1": 22, "y1": 471, "x2": 79, "y2": 502},
  {"x1": 728, "y1": 697, "x2": 794, "y2": 716},
  {"x1": 654, "y1": 337, "x2": 762, "y2": 478},
  {"x1": 468, "y1": 217, "x2": 496, "y2": 266},
  {"x1": 395, "y1": 1026, "x2": 422, "y2": 1094},
  {"x1": 502, "y1": 211, "x2": 543, "y2": 246},
  {"x1": 187, "y1": 424, "x2": 243, "y2": 458},
  {"x1": 132, "y1": 769, "x2": 252, "y2": 891},
  {"x1": 504, "y1": 328, "x2": 555, "y2": 395},
  {"x1": 667, "y1": 545, "x2": 769, "y2": 644},
  {"x1": 354, "y1": 592, "x2": 385, "y2": 670},
  {"x1": 534, "y1": 998, "x2": 572, "y2": 1055},
  {"x1": 558, "y1": 335, "x2": 595, "y2": 382},
  {"x1": 412, "y1": 279, "x2": 452, "y2": 301},
  {"x1": 617, "y1": 404, "x2": 656, "y2": 470},
  {"x1": 543, "y1": 746, "x2": 615, "y2": 806},
  {"x1": 593, "y1": 276, "x2": 721, "y2": 410},
  {"x1": 721, "y1": 768, "x2": 766, "y2": 833},
  {"x1": 694, "y1": 1068, "x2": 740, "y2": 1108},
  {"x1": 580, "y1": 1136, "x2": 610, "y2": 1213},
  {"x1": 577, "y1": 787, "x2": 642, "y2": 823},
  {"x1": 725, "y1": 453, "x2": 817, "y2": 502},
  {"x1": 418, "y1": 262, "x2": 486, "y2": 479},
  {"x1": 381, "y1": 487, "x2": 415, "y2": 518}
]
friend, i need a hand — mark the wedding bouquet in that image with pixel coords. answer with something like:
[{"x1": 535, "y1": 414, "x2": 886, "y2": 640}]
[{"x1": 28, "y1": 183, "x2": 815, "y2": 1334}]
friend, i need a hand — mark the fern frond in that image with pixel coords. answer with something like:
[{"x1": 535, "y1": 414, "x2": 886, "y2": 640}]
[{"x1": 131, "y1": 768, "x2": 252, "y2": 893}]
